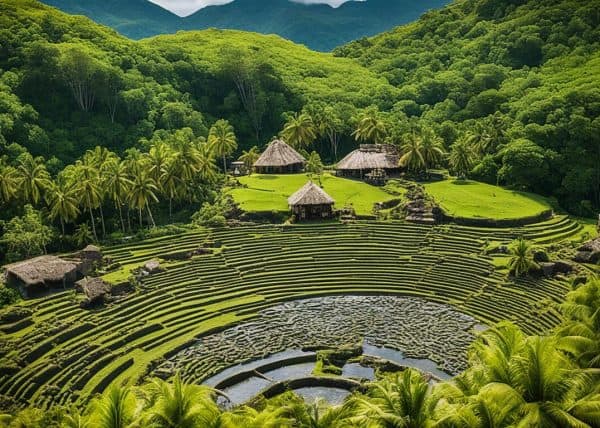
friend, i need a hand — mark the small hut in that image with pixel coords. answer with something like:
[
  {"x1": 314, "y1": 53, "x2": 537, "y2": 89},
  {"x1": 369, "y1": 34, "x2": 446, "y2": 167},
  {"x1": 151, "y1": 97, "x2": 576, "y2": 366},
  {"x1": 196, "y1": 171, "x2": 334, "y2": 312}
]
[
  {"x1": 288, "y1": 181, "x2": 335, "y2": 221},
  {"x1": 230, "y1": 161, "x2": 247, "y2": 176},
  {"x1": 336, "y1": 144, "x2": 399, "y2": 178},
  {"x1": 253, "y1": 139, "x2": 306, "y2": 174},
  {"x1": 75, "y1": 277, "x2": 112, "y2": 307},
  {"x1": 81, "y1": 245, "x2": 102, "y2": 261},
  {"x1": 4, "y1": 256, "x2": 81, "y2": 297}
]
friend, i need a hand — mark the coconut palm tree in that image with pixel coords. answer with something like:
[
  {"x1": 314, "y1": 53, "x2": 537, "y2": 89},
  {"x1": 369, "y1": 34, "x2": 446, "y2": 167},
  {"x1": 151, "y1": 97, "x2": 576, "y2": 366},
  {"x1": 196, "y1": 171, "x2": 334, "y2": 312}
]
[
  {"x1": 145, "y1": 142, "x2": 172, "y2": 185},
  {"x1": 449, "y1": 137, "x2": 477, "y2": 180},
  {"x1": 46, "y1": 180, "x2": 80, "y2": 234},
  {"x1": 465, "y1": 124, "x2": 493, "y2": 156},
  {"x1": 507, "y1": 238, "x2": 539, "y2": 277},
  {"x1": 238, "y1": 146, "x2": 260, "y2": 172},
  {"x1": 209, "y1": 119, "x2": 238, "y2": 172},
  {"x1": 196, "y1": 142, "x2": 218, "y2": 184},
  {"x1": 128, "y1": 168, "x2": 159, "y2": 228},
  {"x1": 104, "y1": 159, "x2": 132, "y2": 233},
  {"x1": 90, "y1": 386, "x2": 138, "y2": 428},
  {"x1": 0, "y1": 164, "x2": 19, "y2": 204},
  {"x1": 281, "y1": 113, "x2": 317, "y2": 149},
  {"x1": 352, "y1": 113, "x2": 387, "y2": 145},
  {"x1": 420, "y1": 130, "x2": 446, "y2": 173},
  {"x1": 61, "y1": 405, "x2": 90, "y2": 428},
  {"x1": 171, "y1": 140, "x2": 201, "y2": 183},
  {"x1": 74, "y1": 162, "x2": 102, "y2": 241},
  {"x1": 292, "y1": 399, "x2": 354, "y2": 428},
  {"x1": 16, "y1": 154, "x2": 51, "y2": 205},
  {"x1": 559, "y1": 279, "x2": 600, "y2": 368},
  {"x1": 73, "y1": 223, "x2": 95, "y2": 247},
  {"x1": 399, "y1": 132, "x2": 426, "y2": 173},
  {"x1": 351, "y1": 368, "x2": 442, "y2": 427},
  {"x1": 511, "y1": 336, "x2": 600, "y2": 427},
  {"x1": 160, "y1": 159, "x2": 183, "y2": 222},
  {"x1": 223, "y1": 406, "x2": 289, "y2": 428},
  {"x1": 141, "y1": 374, "x2": 222, "y2": 428}
]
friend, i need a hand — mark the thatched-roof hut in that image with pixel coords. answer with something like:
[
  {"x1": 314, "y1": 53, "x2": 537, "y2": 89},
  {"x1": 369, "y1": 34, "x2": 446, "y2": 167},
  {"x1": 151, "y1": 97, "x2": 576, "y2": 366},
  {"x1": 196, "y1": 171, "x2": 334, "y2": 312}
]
[
  {"x1": 81, "y1": 244, "x2": 102, "y2": 261},
  {"x1": 336, "y1": 144, "x2": 400, "y2": 178},
  {"x1": 4, "y1": 256, "x2": 80, "y2": 296},
  {"x1": 288, "y1": 181, "x2": 335, "y2": 220},
  {"x1": 76, "y1": 277, "x2": 112, "y2": 307},
  {"x1": 254, "y1": 139, "x2": 306, "y2": 174}
]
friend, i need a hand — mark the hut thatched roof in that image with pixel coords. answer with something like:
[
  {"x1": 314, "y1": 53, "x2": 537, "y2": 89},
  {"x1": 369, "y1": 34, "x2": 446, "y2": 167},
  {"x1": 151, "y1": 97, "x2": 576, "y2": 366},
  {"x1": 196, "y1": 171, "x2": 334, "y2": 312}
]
[
  {"x1": 336, "y1": 145, "x2": 399, "y2": 171},
  {"x1": 288, "y1": 181, "x2": 335, "y2": 206},
  {"x1": 254, "y1": 139, "x2": 306, "y2": 167},
  {"x1": 76, "y1": 277, "x2": 112, "y2": 302},
  {"x1": 4, "y1": 256, "x2": 79, "y2": 287}
]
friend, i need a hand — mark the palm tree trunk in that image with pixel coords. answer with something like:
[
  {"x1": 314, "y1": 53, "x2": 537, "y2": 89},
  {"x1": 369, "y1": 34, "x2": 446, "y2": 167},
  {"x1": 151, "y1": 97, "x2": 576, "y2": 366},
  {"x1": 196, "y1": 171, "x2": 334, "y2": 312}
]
[
  {"x1": 138, "y1": 208, "x2": 143, "y2": 229},
  {"x1": 60, "y1": 219, "x2": 65, "y2": 235},
  {"x1": 169, "y1": 198, "x2": 173, "y2": 222},
  {"x1": 223, "y1": 154, "x2": 227, "y2": 173},
  {"x1": 99, "y1": 205, "x2": 106, "y2": 237},
  {"x1": 146, "y1": 204, "x2": 156, "y2": 229},
  {"x1": 126, "y1": 206, "x2": 132, "y2": 232},
  {"x1": 116, "y1": 202, "x2": 126, "y2": 234},
  {"x1": 87, "y1": 197, "x2": 98, "y2": 241}
]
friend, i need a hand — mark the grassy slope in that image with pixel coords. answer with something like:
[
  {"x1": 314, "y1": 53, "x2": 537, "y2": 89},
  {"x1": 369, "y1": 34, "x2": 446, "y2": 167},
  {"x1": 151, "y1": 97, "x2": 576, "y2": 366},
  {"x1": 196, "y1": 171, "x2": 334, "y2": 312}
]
[
  {"x1": 424, "y1": 180, "x2": 551, "y2": 220},
  {"x1": 228, "y1": 173, "x2": 396, "y2": 215}
]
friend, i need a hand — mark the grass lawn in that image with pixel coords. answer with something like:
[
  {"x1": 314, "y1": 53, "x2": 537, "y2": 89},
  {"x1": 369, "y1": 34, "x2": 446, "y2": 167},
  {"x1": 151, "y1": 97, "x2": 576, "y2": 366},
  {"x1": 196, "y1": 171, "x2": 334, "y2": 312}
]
[
  {"x1": 424, "y1": 180, "x2": 552, "y2": 220},
  {"x1": 228, "y1": 173, "x2": 398, "y2": 216}
]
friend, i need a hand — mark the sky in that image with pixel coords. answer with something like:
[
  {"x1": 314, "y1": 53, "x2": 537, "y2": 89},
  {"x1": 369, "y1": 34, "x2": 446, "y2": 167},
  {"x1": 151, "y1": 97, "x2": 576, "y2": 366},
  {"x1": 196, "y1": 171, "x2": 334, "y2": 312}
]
[{"x1": 148, "y1": 0, "x2": 361, "y2": 17}]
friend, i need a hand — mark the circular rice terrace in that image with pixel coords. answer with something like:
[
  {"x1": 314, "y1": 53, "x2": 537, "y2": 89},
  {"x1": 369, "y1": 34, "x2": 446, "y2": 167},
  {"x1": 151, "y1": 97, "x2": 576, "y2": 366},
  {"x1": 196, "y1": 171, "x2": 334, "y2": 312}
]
[{"x1": 0, "y1": 217, "x2": 581, "y2": 409}]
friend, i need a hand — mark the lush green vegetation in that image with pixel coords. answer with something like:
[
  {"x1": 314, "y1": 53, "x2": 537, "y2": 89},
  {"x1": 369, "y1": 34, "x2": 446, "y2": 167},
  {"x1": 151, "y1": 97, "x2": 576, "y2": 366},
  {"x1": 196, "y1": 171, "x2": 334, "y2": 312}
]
[
  {"x1": 1, "y1": 0, "x2": 599, "y2": 262},
  {"x1": 3, "y1": 277, "x2": 599, "y2": 427},
  {"x1": 424, "y1": 179, "x2": 551, "y2": 220},
  {"x1": 0, "y1": 220, "x2": 583, "y2": 412},
  {"x1": 228, "y1": 173, "x2": 397, "y2": 216},
  {"x1": 42, "y1": 0, "x2": 450, "y2": 51},
  {"x1": 336, "y1": 0, "x2": 600, "y2": 215}
]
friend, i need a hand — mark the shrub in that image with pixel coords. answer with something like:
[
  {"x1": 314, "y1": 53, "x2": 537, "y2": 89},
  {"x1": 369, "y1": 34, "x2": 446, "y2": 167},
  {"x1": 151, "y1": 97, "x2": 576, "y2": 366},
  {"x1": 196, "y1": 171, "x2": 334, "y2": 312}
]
[{"x1": 0, "y1": 285, "x2": 20, "y2": 310}]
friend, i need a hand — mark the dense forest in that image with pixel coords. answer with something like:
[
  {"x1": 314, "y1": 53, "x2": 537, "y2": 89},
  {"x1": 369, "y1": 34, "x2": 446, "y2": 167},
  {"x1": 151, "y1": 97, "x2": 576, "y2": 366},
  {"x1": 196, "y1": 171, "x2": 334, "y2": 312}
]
[
  {"x1": 0, "y1": 0, "x2": 599, "y2": 265},
  {"x1": 335, "y1": 0, "x2": 600, "y2": 214}
]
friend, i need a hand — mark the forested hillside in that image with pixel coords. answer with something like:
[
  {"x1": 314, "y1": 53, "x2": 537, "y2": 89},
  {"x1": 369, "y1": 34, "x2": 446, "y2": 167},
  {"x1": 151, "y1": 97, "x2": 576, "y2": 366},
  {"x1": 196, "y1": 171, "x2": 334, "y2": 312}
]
[
  {"x1": 41, "y1": 0, "x2": 450, "y2": 51},
  {"x1": 335, "y1": 0, "x2": 600, "y2": 214},
  {"x1": 0, "y1": 0, "x2": 393, "y2": 165},
  {"x1": 0, "y1": 0, "x2": 598, "y2": 260}
]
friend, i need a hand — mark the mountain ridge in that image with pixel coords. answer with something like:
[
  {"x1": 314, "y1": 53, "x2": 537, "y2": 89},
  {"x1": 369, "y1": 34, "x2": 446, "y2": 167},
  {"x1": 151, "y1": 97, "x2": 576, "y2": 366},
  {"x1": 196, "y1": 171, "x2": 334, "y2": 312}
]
[{"x1": 40, "y1": 0, "x2": 450, "y2": 51}]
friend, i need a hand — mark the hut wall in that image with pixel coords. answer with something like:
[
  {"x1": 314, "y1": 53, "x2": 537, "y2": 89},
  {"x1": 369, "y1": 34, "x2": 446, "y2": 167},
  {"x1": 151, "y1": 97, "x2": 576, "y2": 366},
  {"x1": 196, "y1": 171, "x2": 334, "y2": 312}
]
[
  {"x1": 292, "y1": 204, "x2": 334, "y2": 221},
  {"x1": 255, "y1": 163, "x2": 304, "y2": 174}
]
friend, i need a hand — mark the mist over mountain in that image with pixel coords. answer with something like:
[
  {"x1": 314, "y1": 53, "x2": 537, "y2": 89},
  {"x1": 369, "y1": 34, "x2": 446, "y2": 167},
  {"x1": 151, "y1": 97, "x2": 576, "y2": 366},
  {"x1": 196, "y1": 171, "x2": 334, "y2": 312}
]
[{"x1": 41, "y1": 0, "x2": 449, "y2": 51}]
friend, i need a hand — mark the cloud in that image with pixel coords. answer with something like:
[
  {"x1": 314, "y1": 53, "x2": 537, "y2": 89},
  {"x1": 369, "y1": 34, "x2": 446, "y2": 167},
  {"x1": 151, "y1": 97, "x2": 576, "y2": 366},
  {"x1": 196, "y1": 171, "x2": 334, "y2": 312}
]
[
  {"x1": 290, "y1": 0, "x2": 363, "y2": 7},
  {"x1": 148, "y1": 0, "x2": 235, "y2": 17},
  {"x1": 148, "y1": 0, "x2": 361, "y2": 17}
]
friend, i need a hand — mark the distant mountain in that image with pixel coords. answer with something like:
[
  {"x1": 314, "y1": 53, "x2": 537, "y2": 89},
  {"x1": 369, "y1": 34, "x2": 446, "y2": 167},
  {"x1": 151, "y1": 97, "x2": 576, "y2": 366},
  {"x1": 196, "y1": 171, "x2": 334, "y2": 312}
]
[{"x1": 41, "y1": 0, "x2": 450, "y2": 51}]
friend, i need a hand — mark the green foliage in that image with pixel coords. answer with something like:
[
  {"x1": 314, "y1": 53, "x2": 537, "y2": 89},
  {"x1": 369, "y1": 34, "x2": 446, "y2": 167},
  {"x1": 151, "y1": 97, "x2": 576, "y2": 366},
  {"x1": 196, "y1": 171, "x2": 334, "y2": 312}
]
[
  {"x1": 0, "y1": 205, "x2": 53, "y2": 261},
  {"x1": 0, "y1": 284, "x2": 19, "y2": 309},
  {"x1": 191, "y1": 198, "x2": 233, "y2": 228},
  {"x1": 507, "y1": 238, "x2": 539, "y2": 277},
  {"x1": 335, "y1": 0, "x2": 600, "y2": 212}
]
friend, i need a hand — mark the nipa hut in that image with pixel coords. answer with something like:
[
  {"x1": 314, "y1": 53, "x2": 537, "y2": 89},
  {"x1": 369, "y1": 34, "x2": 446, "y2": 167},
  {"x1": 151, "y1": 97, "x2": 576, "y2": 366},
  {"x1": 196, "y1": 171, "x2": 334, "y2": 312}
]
[
  {"x1": 4, "y1": 255, "x2": 81, "y2": 297},
  {"x1": 75, "y1": 277, "x2": 112, "y2": 307},
  {"x1": 336, "y1": 144, "x2": 400, "y2": 178},
  {"x1": 288, "y1": 181, "x2": 335, "y2": 221},
  {"x1": 253, "y1": 139, "x2": 306, "y2": 174}
]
